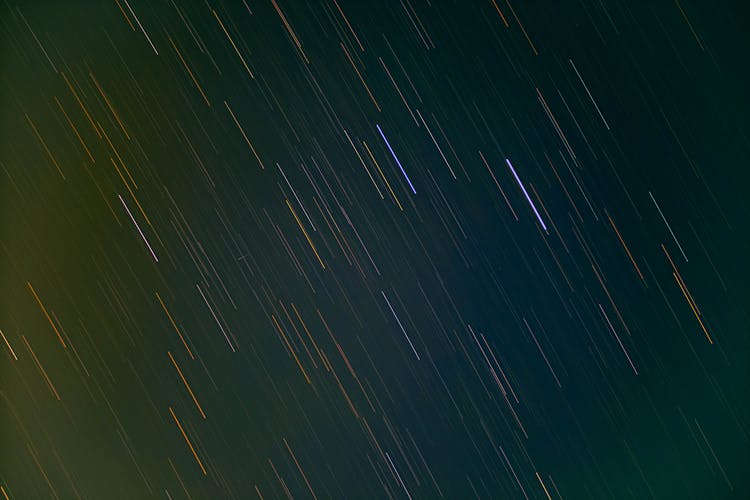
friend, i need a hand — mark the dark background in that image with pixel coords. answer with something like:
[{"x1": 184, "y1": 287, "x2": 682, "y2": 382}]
[{"x1": 0, "y1": 0, "x2": 748, "y2": 498}]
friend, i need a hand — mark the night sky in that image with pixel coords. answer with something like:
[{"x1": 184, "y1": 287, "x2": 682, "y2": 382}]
[{"x1": 0, "y1": 1, "x2": 748, "y2": 498}]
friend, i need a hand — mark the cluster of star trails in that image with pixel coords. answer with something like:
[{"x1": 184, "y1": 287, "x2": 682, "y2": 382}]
[{"x1": 0, "y1": 1, "x2": 746, "y2": 498}]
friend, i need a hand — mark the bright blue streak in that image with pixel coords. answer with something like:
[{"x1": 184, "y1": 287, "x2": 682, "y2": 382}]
[
  {"x1": 506, "y1": 158, "x2": 548, "y2": 232},
  {"x1": 376, "y1": 124, "x2": 417, "y2": 195}
]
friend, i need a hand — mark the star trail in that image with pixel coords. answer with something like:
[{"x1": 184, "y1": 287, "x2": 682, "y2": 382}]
[{"x1": 0, "y1": 1, "x2": 748, "y2": 499}]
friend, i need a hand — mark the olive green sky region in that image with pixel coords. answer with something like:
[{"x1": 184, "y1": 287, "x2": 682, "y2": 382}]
[
  {"x1": 0, "y1": 4, "x2": 379, "y2": 497},
  {"x1": 2, "y1": 3, "x2": 214, "y2": 496}
]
